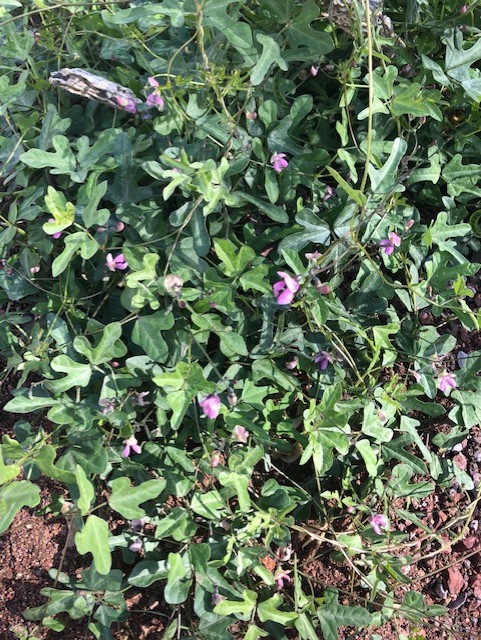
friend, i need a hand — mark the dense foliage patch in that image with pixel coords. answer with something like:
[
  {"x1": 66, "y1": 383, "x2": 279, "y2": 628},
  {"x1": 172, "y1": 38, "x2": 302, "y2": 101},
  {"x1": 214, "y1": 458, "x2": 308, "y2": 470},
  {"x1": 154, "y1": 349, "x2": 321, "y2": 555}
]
[{"x1": 1, "y1": 1, "x2": 481, "y2": 638}]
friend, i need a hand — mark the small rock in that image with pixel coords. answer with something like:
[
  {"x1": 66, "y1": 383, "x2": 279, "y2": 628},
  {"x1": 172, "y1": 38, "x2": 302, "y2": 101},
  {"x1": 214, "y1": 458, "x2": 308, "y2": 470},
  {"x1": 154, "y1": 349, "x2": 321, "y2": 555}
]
[
  {"x1": 461, "y1": 536, "x2": 478, "y2": 550},
  {"x1": 447, "y1": 591, "x2": 468, "y2": 610},
  {"x1": 470, "y1": 574, "x2": 481, "y2": 600},
  {"x1": 447, "y1": 565, "x2": 465, "y2": 596}
]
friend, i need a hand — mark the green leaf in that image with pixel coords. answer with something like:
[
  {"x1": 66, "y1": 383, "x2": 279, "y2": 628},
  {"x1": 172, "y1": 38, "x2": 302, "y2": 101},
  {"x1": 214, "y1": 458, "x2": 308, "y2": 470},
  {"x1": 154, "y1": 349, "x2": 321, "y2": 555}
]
[
  {"x1": 368, "y1": 137, "x2": 407, "y2": 194},
  {"x1": 295, "y1": 613, "x2": 319, "y2": 640},
  {"x1": 326, "y1": 167, "x2": 366, "y2": 206},
  {"x1": 45, "y1": 355, "x2": 92, "y2": 393},
  {"x1": 128, "y1": 560, "x2": 169, "y2": 587},
  {"x1": 287, "y1": 0, "x2": 333, "y2": 54},
  {"x1": 0, "y1": 445, "x2": 21, "y2": 485},
  {"x1": 32, "y1": 445, "x2": 76, "y2": 483},
  {"x1": 108, "y1": 477, "x2": 165, "y2": 519},
  {"x1": 355, "y1": 439, "x2": 379, "y2": 477},
  {"x1": 43, "y1": 186, "x2": 75, "y2": 235},
  {"x1": 203, "y1": 0, "x2": 253, "y2": 53},
  {"x1": 213, "y1": 589, "x2": 257, "y2": 617},
  {"x1": 391, "y1": 84, "x2": 442, "y2": 121},
  {"x1": 251, "y1": 34, "x2": 288, "y2": 85},
  {"x1": 131, "y1": 311, "x2": 175, "y2": 362},
  {"x1": 4, "y1": 394, "x2": 58, "y2": 413},
  {"x1": 382, "y1": 435, "x2": 426, "y2": 475},
  {"x1": 75, "y1": 515, "x2": 111, "y2": 575},
  {"x1": 278, "y1": 208, "x2": 331, "y2": 253},
  {"x1": 0, "y1": 481, "x2": 40, "y2": 534},
  {"x1": 51, "y1": 232, "x2": 99, "y2": 277},
  {"x1": 317, "y1": 589, "x2": 372, "y2": 640},
  {"x1": 258, "y1": 593, "x2": 298, "y2": 625},
  {"x1": 20, "y1": 135, "x2": 78, "y2": 178},
  {"x1": 235, "y1": 192, "x2": 288, "y2": 223},
  {"x1": 74, "y1": 322, "x2": 127, "y2": 365},
  {"x1": 75, "y1": 464, "x2": 95, "y2": 516},
  {"x1": 164, "y1": 552, "x2": 192, "y2": 605}
]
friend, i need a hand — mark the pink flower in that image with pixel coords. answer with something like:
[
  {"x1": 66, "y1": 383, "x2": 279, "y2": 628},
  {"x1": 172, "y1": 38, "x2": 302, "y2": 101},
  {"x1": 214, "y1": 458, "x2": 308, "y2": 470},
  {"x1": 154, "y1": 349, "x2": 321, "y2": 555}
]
[
  {"x1": 270, "y1": 152, "x2": 289, "y2": 173},
  {"x1": 116, "y1": 221, "x2": 125, "y2": 232},
  {"x1": 437, "y1": 370, "x2": 456, "y2": 395},
  {"x1": 106, "y1": 253, "x2": 128, "y2": 272},
  {"x1": 273, "y1": 271, "x2": 300, "y2": 305},
  {"x1": 30, "y1": 265, "x2": 40, "y2": 274},
  {"x1": 122, "y1": 435, "x2": 141, "y2": 457},
  {"x1": 232, "y1": 425, "x2": 249, "y2": 443},
  {"x1": 129, "y1": 538, "x2": 143, "y2": 553},
  {"x1": 305, "y1": 251, "x2": 322, "y2": 261},
  {"x1": 310, "y1": 65, "x2": 319, "y2": 76},
  {"x1": 314, "y1": 351, "x2": 332, "y2": 370},
  {"x1": 379, "y1": 232, "x2": 401, "y2": 255},
  {"x1": 286, "y1": 357, "x2": 298, "y2": 370},
  {"x1": 199, "y1": 393, "x2": 221, "y2": 419},
  {"x1": 246, "y1": 111, "x2": 257, "y2": 120},
  {"x1": 369, "y1": 514, "x2": 389, "y2": 535},
  {"x1": 210, "y1": 451, "x2": 222, "y2": 468},
  {"x1": 274, "y1": 568, "x2": 292, "y2": 590},
  {"x1": 146, "y1": 77, "x2": 164, "y2": 109},
  {"x1": 115, "y1": 95, "x2": 138, "y2": 114}
]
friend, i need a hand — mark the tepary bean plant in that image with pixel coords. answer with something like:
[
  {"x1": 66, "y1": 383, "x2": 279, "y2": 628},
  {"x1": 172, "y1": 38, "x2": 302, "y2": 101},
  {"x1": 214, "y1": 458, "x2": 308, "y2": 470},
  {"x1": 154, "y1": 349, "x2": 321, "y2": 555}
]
[{"x1": 1, "y1": 1, "x2": 481, "y2": 639}]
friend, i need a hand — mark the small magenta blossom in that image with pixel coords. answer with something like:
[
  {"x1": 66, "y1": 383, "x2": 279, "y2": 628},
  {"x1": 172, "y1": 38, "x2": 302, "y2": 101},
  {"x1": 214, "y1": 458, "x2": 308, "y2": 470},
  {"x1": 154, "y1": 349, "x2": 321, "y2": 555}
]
[
  {"x1": 232, "y1": 425, "x2": 249, "y2": 443},
  {"x1": 146, "y1": 77, "x2": 164, "y2": 108},
  {"x1": 310, "y1": 65, "x2": 319, "y2": 77},
  {"x1": 286, "y1": 356, "x2": 298, "y2": 370},
  {"x1": 246, "y1": 111, "x2": 257, "y2": 120},
  {"x1": 199, "y1": 393, "x2": 221, "y2": 419},
  {"x1": 379, "y1": 232, "x2": 401, "y2": 255},
  {"x1": 115, "y1": 95, "x2": 138, "y2": 114},
  {"x1": 129, "y1": 538, "x2": 143, "y2": 553},
  {"x1": 314, "y1": 351, "x2": 333, "y2": 370},
  {"x1": 275, "y1": 568, "x2": 292, "y2": 590},
  {"x1": 210, "y1": 451, "x2": 222, "y2": 468},
  {"x1": 123, "y1": 435, "x2": 141, "y2": 457},
  {"x1": 270, "y1": 152, "x2": 289, "y2": 173},
  {"x1": 273, "y1": 271, "x2": 300, "y2": 305},
  {"x1": 106, "y1": 253, "x2": 128, "y2": 272},
  {"x1": 369, "y1": 514, "x2": 389, "y2": 535},
  {"x1": 130, "y1": 518, "x2": 145, "y2": 532},
  {"x1": 437, "y1": 370, "x2": 456, "y2": 394}
]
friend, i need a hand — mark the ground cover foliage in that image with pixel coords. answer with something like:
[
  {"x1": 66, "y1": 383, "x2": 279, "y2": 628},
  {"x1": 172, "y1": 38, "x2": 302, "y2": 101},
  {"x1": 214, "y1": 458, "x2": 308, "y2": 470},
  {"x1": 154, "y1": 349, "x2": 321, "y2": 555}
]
[{"x1": 1, "y1": 0, "x2": 481, "y2": 638}]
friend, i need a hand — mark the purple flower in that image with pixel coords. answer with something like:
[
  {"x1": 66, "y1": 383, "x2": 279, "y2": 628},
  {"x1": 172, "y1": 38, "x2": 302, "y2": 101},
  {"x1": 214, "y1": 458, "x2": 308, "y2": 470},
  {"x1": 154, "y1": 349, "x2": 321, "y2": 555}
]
[
  {"x1": 210, "y1": 451, "x2": 222, "y2": 468},
  {"x1": 122, "y1": 435, "x2": 141, "y2": 457},
  {"x1": 437, "y1": 370, "x2": 456, "y2": 395},
  {"x1": 286, "y1": 357, "x2": 298, "y2": 370},
  {"x1": 212, "y1": 588, "x2": 226, "y2": 606},
  {"x1": 273, "y1": 271, "x2": 300, "y2": 305},
  {"x1": 310, "y1": 65, "x2": 319, "y2": 77},
  {"x1": 270, "y1": 152, "x2": 289, "y2": 173},
  {"x1": 106, "y1": 253, "x2": 128, "y2": 272},
  {"x1": 146, "y1": 77, "x2": 164, "y2": 109},
  {"x1": 199, "y1": 393, "x2": 221, "y2": 419},
  {"x1": 246, "y1": 111, "x2": 257, "y2": 120},
  {"x1": 369, "y1": 513, "x2": 389, "y2": 535},
  {"x1": 130, "y1": 518, "x2": 145, "y2": 532},
  {"x1": 379, "y1": 232, "x2": 401, "y2": 255},
  {"x1": 132, "y1": 391, "x2": 150, "y2": 406},
  {"x1": 232, "y1": 425, "x2": 249, "y2": 443},
  {"x1": 115, "y1": 95, "x2": 138, "y2": 114},
  {"x1": 274, "y1": 568, "x2": 292, "y2": 590},
  {"x1": 314, "y1": 351, "x2": 333, "y2": 370},
  {"x1": 129, "y1": 538, "x2": 143, "y2": 553},
  {"x1": 98, "y1": 397, "x2": 115, "y2": 415}
]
